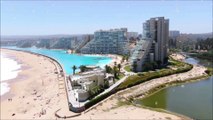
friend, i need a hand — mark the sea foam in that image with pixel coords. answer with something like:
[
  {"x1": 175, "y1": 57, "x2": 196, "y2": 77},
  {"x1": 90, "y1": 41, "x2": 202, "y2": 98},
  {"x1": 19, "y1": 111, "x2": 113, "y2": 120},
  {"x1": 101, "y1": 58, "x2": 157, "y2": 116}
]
[{"x1": 0, "y1": 53, "x2": 21, "y2": 96}]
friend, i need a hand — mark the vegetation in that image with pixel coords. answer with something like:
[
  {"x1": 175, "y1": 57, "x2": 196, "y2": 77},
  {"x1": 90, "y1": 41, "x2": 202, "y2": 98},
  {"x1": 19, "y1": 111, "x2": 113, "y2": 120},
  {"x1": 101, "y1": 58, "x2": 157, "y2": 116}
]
[
  {"x1": 105, "y1": 64, "x2": 123, "y2": 80},
  {"x1": 85, "y1": 90, "x2": 115, "y2": 109},
  {"x1": 114, "y1": 61, "x2": 117, "y2": 66},
  {"x1": 115, "y1": 100, "x2": 131, "y2": 108},
  {"x1": 125, "y1": 56, "x2": 129, "y2": 62},
  {"x1": 85, "y1": 58, "x2": 194, "y2": 110},
  {"x1": 124, "y1": 65, "x2": 131, "y2": 72},
  {"x1": 190, "y1": 50, "x2": 213, "y2": 61},
  {"x1": 117, "y1": 58, "x2": 193, "y2": 90},
  {"x1": 79, "y1": 65, "x2": 94, "y2": 73},
  {"x1": 205, "y1": 67, "x2": 213, "y2": 76},
  {"x1": 72, "y1": 65, "x2": 77, "y2": 74},
  {"x1": 88, "y1": 86, "x2": 104, "y2": 99},
  {"x1": 117, "y1": 64, "x2": 121, "y2": 72},
  {"x1": 195, "y1": 38, "x2": 213, "y2": 50},
  {"x1": 113, "y1": 66, "x2": 119, "y2": 79},
  {"x1": 79, "y1": 65, "x2": 87, "y2": 72},
  {"x1": 121, "y1": 56, "x2": 125, "y2": 63},
  {"x1": 117, "y1": 73, "x2": 125, "y2": 80},
  {"x1": 122, "y1": 55, "x2": 129, "y2": 62},
  {"x1": 105, "y1": 65, "x2": 112, "y2": 73},
  {"x1": 103, "y1": 80, "x2": 109, "y2": 89},
  {"x1": 169, "y1": 48, "x2": 181, "y2": 54}
]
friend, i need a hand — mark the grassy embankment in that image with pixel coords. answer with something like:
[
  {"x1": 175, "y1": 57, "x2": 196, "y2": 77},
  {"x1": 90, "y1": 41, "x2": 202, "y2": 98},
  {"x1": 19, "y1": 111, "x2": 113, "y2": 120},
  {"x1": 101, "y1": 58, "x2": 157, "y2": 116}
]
[
  {"x1": 190, "y1": 50, "x2": 213, "y2": 61},
  {"x1": 117, "y1": 58, "x2": 193, "y2": 91}
]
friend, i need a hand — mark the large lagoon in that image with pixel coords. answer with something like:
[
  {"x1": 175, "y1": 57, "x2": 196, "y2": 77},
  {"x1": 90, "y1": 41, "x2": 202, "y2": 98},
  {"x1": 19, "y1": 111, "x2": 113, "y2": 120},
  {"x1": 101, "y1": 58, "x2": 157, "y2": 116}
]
[{"x1": 135, "y1": 56, "x2": 213, "y2": 120}]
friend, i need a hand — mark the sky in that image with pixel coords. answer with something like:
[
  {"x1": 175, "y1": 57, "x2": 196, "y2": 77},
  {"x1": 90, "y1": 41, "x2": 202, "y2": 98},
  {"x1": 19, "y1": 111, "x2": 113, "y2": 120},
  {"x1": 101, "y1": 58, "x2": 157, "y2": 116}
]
[{"x1": 1, "y1": 1, "x2": 212, "y2": 35}]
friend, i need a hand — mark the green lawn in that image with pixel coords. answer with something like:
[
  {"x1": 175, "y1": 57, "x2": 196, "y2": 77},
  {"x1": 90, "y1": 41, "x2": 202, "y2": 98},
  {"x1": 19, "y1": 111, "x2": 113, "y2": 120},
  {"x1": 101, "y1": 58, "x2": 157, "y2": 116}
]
[
  {"x1": 124, "y1": 65, "x2": 131, "y2": 72},
  {"x1": 118, "y1": 73, "x2": 125, "y2": 79}
]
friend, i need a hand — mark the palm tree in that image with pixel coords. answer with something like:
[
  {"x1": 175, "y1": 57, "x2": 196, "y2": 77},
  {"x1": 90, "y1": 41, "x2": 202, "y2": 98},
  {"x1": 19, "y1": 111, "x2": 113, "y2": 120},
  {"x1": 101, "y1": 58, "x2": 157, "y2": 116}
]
[
  {"x1": 122, "y1": 56, "x2": 125, "y2": 63},
  {"x1": 117, "y1": 64, "x2": 121, "y2": 72},
  {"x1": 79, "y1": 65, "x2": 87, "y2": 72},
  {"x1": 72, "y1": 65, "x2": 77, "y2": 74},
  {"x1": 113, "y1": 66, "x2": 118, "y2": 79},
  {"x1": 105, "y1": 65, "x2": 110, "y2": 73},
  {"x1": 126, "y1": 56, "x2": 129, "y2": 62},
  {"x1": 114, "y1": 61, "x2": 117, "y2": 66}
]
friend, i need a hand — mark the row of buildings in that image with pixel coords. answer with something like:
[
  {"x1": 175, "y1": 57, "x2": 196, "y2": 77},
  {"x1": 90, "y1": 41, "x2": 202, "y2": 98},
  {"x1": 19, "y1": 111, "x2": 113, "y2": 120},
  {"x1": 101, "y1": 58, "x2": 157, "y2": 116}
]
[{"x1": 78, "y1": 17, "x2": 170, "y2": 72}]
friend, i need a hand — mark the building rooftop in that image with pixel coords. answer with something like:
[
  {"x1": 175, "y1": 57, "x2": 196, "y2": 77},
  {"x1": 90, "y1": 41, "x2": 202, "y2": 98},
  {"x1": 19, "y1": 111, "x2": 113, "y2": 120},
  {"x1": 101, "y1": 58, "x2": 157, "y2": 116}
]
[
  {"x1": 95, "y1": 28, "x2": 127, "y2": 32},
  {"x1": 75, "y1": 89, "x2": 87, "y2": 93},
  {"x1": 70, "y1": 67, "x2": 105, "y2": 81}
]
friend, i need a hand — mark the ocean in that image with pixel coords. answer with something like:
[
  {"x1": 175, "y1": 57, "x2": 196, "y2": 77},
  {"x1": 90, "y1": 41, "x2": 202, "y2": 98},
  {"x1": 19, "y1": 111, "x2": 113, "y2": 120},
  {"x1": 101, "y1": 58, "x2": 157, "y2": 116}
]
[{"x1": 0, "y1": 53, "x2": 21, "y2": 96}]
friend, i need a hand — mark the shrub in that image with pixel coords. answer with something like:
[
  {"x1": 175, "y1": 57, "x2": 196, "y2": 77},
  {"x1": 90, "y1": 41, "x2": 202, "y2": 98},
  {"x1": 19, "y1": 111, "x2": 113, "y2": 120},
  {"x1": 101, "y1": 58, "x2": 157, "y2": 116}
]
[
  {"x1": 205, "y1": 68, "x2": 213, "y2": 76},
  {"x1": 85, "y1": 90, "x2": 116, "y2": 109}
]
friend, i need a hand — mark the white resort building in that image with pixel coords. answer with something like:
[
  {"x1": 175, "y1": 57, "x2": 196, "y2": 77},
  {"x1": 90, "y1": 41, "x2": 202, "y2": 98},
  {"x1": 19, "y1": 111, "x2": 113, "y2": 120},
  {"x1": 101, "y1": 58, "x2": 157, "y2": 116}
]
[{"x1": 69, "y1": 66, "x2": 113, "y2": 102}]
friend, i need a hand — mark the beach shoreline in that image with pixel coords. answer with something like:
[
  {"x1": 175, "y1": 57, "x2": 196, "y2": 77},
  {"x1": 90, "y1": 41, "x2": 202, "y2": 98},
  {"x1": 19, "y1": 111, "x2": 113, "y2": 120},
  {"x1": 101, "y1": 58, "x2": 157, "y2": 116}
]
[
  {"x1": 1, "y1": 49, "x2": 69, "y2": 119},
  {"x1": 0, "y1": 48, "x2": 123, "y2": 119}
]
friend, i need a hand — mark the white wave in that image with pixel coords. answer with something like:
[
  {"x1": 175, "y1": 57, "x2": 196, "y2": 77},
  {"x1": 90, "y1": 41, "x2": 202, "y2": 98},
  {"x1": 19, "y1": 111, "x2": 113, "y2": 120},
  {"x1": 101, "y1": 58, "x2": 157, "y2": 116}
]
[
  {"x1": 0, "y1": 82, "x2": 10, "y2": 96},
  {"x1": 0, "y1": 53, "x2": 21, "y2": 96}
]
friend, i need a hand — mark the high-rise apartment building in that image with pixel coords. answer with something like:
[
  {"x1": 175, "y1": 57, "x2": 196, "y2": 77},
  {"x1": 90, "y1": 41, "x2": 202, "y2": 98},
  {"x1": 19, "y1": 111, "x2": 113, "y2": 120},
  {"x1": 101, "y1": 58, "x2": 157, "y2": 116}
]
[
  {"x1": 80, "y1": 28, "x2": 129, "y2": 55},
  {"x1": 169, "y1": 30, "x2": 180, "y2": 38},
  {"x1": 144, "y1": 17, "x2": 169, "y2": 64},
  {"x1": 130, "y1": 17, "x2": 169, "y2": 72},
  {"x1": 169, "y1": 30, "x2": 180, "y2": 48}
]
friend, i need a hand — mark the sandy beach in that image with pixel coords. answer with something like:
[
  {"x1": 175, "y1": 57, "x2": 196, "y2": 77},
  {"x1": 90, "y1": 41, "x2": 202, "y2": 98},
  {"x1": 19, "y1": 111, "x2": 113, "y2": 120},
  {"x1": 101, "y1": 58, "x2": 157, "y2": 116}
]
[
  {"x1": 106, "y1": 54, "x2": 123, "y2": 67},
  {"x1": 1, "y1": 49, "x2": 69, "y2": 119},
  {"x1": 82, "y1": 53, "x2": 123, "y2": 67},
  {"x1": 0, "y1": 49, "x2": 188, "y2": 119}
]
